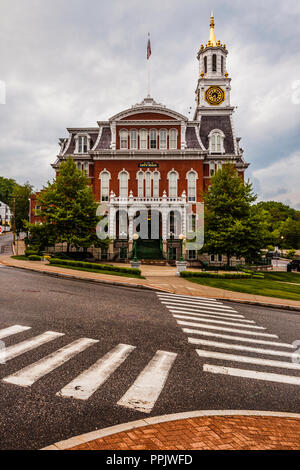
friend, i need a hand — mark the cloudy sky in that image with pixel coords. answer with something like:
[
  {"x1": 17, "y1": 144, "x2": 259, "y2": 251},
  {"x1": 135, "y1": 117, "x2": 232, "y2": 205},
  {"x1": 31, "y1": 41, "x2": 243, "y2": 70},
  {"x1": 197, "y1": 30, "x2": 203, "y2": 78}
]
[{"x1": 0, "y1": 0, "x2": 299, "y2": 207}]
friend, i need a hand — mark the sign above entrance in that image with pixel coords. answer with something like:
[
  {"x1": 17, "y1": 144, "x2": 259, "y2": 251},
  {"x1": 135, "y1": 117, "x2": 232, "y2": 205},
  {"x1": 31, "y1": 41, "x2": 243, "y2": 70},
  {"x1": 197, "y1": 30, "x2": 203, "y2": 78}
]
[{"x1": 138, "y1": 161, "x2": 159, "y2": 169}]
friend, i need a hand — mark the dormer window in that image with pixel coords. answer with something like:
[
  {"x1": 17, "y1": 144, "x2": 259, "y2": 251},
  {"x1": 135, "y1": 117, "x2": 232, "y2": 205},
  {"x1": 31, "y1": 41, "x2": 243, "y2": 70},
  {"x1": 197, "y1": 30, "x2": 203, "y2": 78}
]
[
  {"x1": 208, "y1": 129, "x2": 225, "y2": 154},
  {"x1": 120, "y1": 130, "x2": 128, "y2": 149},
  {"x1": 78, "y1": 135, "x2": 89, "y2": 153}
]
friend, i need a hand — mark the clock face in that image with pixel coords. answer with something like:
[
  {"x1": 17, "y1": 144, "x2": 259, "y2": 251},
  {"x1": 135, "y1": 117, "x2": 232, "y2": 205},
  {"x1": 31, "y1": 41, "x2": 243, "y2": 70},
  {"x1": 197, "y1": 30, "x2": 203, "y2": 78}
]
[{"x1": 205, "y1": 86, "x2": 225, "y2": 106}]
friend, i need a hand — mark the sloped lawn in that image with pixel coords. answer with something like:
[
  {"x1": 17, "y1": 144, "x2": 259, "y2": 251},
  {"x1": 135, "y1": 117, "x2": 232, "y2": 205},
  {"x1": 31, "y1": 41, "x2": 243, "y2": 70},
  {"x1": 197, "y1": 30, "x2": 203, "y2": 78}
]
[{"x1": 185, "y1": 277, "x2": 300, "y2": 301}]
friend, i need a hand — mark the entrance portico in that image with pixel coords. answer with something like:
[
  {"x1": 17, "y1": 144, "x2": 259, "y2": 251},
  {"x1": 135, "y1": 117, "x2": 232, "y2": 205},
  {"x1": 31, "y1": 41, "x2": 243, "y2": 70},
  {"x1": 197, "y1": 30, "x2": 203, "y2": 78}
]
[{"x1": 108, "y1": 190, "x2": 188, "y2": 260}]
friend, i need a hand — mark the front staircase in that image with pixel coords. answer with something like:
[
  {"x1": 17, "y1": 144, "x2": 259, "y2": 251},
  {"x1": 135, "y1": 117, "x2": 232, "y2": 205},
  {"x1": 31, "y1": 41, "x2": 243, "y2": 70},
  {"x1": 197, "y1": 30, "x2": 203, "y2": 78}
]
[{"x1": 136, "y1": 239, "x2": 164, "y2": 261}]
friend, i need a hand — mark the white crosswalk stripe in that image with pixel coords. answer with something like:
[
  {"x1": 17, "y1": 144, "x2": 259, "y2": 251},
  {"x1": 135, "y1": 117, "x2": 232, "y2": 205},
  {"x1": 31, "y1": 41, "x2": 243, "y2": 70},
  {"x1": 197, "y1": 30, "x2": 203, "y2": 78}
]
[
  {"x1": 0, "y1": 325, "x2": 31, "y2": 340},
  {"x1": 189, "y1": 338, "x2": 297, "y2": 358},
  {"x1": 161, "y1": 301, "x2": 236, "y2": 312},
  {"x1": 173, "y1": 314, "x2": 264, "y2": 329},
  {"x1": 157, "y1": 292, "x2": 300, "y2": 387},
  {"x1": 157, "y1": 293, "x2": 219, "y2": 303},
  {"x1": 177, "y1": 320, "x2": 278, "y2": 337},
  {"x1": 3, "y1": 331, "x2": 64, "y2": 362},
  {"x1": 0, "y1": 324, "x2": 176, "y2": 411},
  {"x1": 117, "y1": 350, "x2": 177, "y2": 413},
  {"x1": 196, "y1": 349, "x2": 300, "y2": 371},
  {"x1": 57, "y1": 344, "x2": 136, "y2": 400},
  {"x1": 3, "y1": 338, "x2": 98, "y2": 387},
  {"x1": 169, "y1": 310, "x2": 254, "y2": 322},
  {"x1": 183, "y1": 329, "x2": 296, "y2": 348},
  {"x1": 168, "y1": 307, "x2": 245, "y2": 319},
  {"x1": 203, "y1": 364, "x2": 300, "y2": 386}
]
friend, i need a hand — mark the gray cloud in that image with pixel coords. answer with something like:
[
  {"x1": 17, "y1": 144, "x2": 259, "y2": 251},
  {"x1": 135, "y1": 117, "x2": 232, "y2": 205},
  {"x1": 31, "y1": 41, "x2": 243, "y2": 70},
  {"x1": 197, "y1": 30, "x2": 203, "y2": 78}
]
[{"x1": 0, "y1": 0, "x2": 299, "y2": 207}]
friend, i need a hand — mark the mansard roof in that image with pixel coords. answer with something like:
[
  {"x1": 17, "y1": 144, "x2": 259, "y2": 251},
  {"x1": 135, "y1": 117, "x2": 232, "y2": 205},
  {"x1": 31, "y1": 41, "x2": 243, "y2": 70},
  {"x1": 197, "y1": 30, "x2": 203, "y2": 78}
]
[{"x1": 199, "y1": 115, "x2": 236, "y2": 154}]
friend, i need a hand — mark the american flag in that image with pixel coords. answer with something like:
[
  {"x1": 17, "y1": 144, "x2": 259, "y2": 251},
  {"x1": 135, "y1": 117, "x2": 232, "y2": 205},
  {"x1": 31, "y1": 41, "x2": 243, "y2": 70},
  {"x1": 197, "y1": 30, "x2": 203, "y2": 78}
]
[{"x1": 147, "y1": 33, "x2": 152, "y2": 60}]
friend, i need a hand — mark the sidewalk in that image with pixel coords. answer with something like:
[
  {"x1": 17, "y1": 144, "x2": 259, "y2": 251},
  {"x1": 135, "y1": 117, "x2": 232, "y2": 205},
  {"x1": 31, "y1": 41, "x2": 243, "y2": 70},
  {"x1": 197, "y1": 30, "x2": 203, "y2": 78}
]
[
  {"x1": 44, "y1": 411, "x2": 300, "y2": 450},
  {"x1": 1, "y1": 256, "x2": 300, "y2": 310}
]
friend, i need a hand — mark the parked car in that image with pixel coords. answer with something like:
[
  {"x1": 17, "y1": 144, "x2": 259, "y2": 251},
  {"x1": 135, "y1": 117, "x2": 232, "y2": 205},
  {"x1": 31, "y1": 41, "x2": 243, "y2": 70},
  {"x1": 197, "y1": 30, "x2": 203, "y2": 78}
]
[{"x1": 287, "y1": 260, "x2": 300, "y2": 272}]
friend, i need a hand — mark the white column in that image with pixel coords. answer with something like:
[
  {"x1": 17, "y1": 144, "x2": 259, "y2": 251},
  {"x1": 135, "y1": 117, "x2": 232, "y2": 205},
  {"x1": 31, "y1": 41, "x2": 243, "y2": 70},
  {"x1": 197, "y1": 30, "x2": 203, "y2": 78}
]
[{"x1": 109, "y1": 206, "x2": 116, "y2": 239}]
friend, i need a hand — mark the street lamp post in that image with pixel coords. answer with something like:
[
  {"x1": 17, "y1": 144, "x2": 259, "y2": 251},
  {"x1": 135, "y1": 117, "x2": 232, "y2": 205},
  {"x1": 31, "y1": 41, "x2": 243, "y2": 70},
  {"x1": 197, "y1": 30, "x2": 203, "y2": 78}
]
[
  {"x1": 132, "y1": 233, "x2": 139, "y2": 262},
  {"x1": 179, "y1": 234, "x2": 185, "y2": 262},
  {"x1": 169, "y1": 232, "x2": 174, "y2": 261}
]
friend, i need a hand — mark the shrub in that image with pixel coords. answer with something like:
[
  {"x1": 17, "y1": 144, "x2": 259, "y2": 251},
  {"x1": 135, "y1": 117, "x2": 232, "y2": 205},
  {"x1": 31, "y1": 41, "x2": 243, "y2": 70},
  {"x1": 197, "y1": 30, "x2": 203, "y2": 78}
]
[
  {"x1": 28, "y1": 255, "x2": 42, "y2": 261},
  {"x1": 180, "y1": 271, "x2": 255, "y2": 279},
  {"x1": 25, "y1": 249, "x2": 39, "y2": 257},
  {"x1": 48, "y1": 258, "x2": 141, "y2": 276}
]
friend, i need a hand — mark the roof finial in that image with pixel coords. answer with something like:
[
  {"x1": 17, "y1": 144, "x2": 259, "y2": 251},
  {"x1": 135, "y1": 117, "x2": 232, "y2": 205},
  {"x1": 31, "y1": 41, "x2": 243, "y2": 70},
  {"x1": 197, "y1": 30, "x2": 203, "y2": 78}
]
[{"x1": 208, "y1": 11, "x2": 217, "y2": 47}]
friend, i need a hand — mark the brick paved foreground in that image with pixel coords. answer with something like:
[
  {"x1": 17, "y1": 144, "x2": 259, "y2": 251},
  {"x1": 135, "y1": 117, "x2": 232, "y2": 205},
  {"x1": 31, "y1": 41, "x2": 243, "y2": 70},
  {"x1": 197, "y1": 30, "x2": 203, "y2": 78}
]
[{"x1": 69, "y1": 416, "x2": 300, "y2": 450}]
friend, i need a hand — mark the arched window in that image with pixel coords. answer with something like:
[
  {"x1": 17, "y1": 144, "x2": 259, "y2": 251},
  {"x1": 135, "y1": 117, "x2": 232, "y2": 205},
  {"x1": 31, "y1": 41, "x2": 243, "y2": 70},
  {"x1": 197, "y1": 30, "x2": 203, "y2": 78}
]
[
  {"x1": 137, "y1": 171, "x2": 144, "y2": 198},
  {"x1": 153, "y1": 171, "x2": 160, "y2": 199},
  {"x1": 159, "y1": 129, "x2": 167, "y2": 149},
  {"x1": 168, "y1": 170, "x2": 178, "y2": 199},
  {"x1": 212, "y1": 54, "x2": 217, "y2": 72},
  {"x1": 150, "y1": 129, "x2": 157, "y2": 149},
  {"x1": 169, "y1": 129, "x2": 177, "y2": 150},
  {"x1": 119, "y1": 170, "x2": 129, "y2": 198},
  {"x1": 120, "y1": 130, "x2": 128, "y2": 149},
  {"x1": 221, "y1": 56, "x2": 224, "y2": 75},
  {"x1": 100, "y1": 170, "x2": 110, "y2": 202},
  {"x1": 130, "y1": 129, "x2": 137, "y2": 149},
  {"x1": 145, "y1": 171, "x2": 152, "y2": 198},
  {"x1": 187, "y1": 170, "x2": 197, "y2": 202},
  {"x1": 139, "y1": 129, "x2": 148, "y2": 150},
  {"x1": 209, "y1": 129, "x2": 225, "y2": 154},
  {"x1": 204, "y1": 56, "x2": 207, "y2": 74}
]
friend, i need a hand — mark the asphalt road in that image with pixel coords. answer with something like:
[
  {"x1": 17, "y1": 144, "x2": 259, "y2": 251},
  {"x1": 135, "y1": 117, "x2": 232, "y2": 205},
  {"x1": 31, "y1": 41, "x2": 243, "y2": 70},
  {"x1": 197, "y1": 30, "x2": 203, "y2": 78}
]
[{"x1": 0, "y1": 266, "x2": 299, "y2": 450}]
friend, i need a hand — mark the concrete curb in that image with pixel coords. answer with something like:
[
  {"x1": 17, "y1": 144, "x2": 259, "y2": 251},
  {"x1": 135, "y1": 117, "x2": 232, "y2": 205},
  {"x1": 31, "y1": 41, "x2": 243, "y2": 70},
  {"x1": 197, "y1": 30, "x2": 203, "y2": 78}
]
[
  {"x1": 1, "y1": 260, "x2": 300, "y2": 311},
  {"x1": 42, "y1": 410, "x2": 300, "y2": 450}
]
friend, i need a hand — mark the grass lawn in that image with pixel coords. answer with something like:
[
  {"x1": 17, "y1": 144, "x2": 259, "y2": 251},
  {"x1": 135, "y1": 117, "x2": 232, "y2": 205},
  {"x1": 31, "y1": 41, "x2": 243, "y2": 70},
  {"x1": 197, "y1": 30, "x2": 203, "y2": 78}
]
[
  {"x1": 263, "y1": 272, "x2": 300, "y2": 284},
  {"x1": 185, "y1": 276, "x2": 300, "y2": 301},
  {"x1": 48, "y1": 263, "x2": 145, "y2": 279},
  {"x1": 11, "y1": 255, "x2": 31, "y2": 261}
]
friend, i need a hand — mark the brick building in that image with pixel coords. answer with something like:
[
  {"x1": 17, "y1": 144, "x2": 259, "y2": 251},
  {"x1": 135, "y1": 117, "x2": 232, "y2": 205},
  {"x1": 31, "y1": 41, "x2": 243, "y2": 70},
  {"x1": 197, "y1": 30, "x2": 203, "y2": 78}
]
[{"x1": 31, "y1": 14, "x2": 249, "y2": 263}]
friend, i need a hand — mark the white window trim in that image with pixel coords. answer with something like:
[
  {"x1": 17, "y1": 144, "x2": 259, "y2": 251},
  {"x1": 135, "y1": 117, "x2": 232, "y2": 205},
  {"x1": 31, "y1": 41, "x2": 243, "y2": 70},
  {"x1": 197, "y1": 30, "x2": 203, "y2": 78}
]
[
  {"x1": 136, "y1": 171, "x2": 144, "y2": 198},
  {"x1": 139, "y1": 129, "x2": 148, "y2": 150},
  {"x1": 188, "y1": 213, "x2": 197, "y2": 232},
  {"x1": 75, "y1": 133, "x2": 91, "y2": 154},
  {"x1": 186, "y1": 169, "x2": 198, "y2": 202},
  {"x1": 99, "y1": 169, "x2": 111, "y2": 202},
  {"x1": 169, "y1": 128, "x2": 178, "y2": 150},
  {"x1": 208, "y1": 129, "x2": 225, "y2": 154},
  {"x1": 130, "y1": 129, "x2": 138, "y2": 150},
  {"x1": 149, "y1": 129, "x2": 157, "y2": 150},
  {"x1": 118, "y1": 169, "x2": 130, "y2": 199},
  {"x1": 119, "y1": 129, "x2": 129, "y2": 150},
  {"x1": 152, "y1": 170, "x2": 160, "y2": 198},
  {"x1": 168, "y1": 169, "x2": 179, "y2": 199},
  {"x1": 159, "y1": 129, "x2": 167, "y2": 150}
]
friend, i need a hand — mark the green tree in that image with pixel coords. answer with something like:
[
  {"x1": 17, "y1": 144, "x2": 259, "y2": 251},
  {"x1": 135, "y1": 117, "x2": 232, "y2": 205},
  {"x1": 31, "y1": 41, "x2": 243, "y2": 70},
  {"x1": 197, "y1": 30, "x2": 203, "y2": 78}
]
[
  {"x1": 10, "y1": 183, "x2": 33, "y2": 235},
  {"x1": 27, "y1": 158, "x2": 103, "y2": 252},
  {"x1": 0, "y1": 176, "x2": 18, "y2": 205},
  {"x1": 201, "y1": 165, "x2": 269, "y2": 266}
]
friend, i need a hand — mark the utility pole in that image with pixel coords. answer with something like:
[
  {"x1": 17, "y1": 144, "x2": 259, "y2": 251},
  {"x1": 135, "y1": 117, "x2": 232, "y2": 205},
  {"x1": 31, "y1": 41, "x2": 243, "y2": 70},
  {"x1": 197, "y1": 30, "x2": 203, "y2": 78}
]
[{"x1": 12, "y1": 196, "x2": 17, "y2": 255}]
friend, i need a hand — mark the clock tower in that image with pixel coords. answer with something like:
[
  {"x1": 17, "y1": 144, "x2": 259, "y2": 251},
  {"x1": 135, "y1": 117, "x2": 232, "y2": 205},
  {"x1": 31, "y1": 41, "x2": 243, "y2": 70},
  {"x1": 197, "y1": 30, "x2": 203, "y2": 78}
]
[{"x1": 194, "y1": 12, "x2": 233, "y2": 118}]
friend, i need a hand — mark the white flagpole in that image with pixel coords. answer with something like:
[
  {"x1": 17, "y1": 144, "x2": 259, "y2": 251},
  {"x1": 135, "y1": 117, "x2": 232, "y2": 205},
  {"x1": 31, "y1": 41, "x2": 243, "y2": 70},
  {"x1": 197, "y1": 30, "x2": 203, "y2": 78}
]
[{"x1": 147, "y1": 58, "x2": 150, "y2": 97}]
